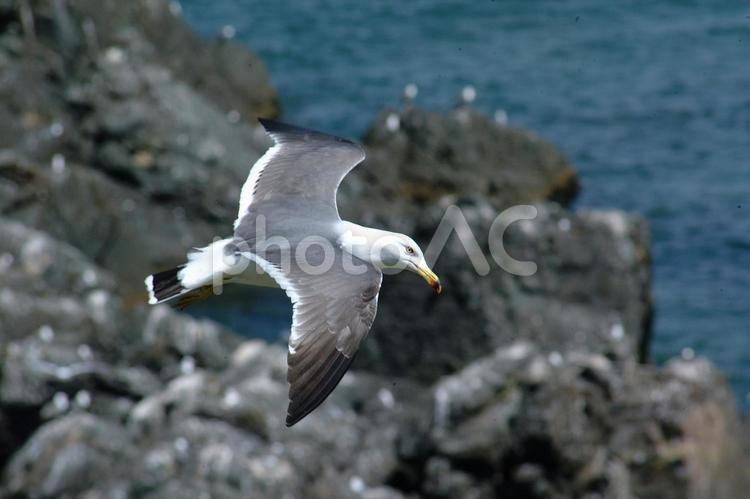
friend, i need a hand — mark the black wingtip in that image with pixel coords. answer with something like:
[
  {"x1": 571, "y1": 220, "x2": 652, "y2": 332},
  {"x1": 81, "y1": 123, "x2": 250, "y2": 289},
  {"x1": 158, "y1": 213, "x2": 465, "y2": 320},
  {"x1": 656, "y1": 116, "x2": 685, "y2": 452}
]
[
  {"x1": 284, "y1": 351, "x2": 355, "y2": 428},
  {"x1": 258, "y1": 117, "x2": 295, "y2": 134},
  {"x1": 257, "y1": 118, "x2": 357, "y2": 146},
  {"x1": 258, "y1": 117, "x2": 319, "y2": 137},
  {"x1": 285, "y1": 409, "x2": 305, "y2": 427}
]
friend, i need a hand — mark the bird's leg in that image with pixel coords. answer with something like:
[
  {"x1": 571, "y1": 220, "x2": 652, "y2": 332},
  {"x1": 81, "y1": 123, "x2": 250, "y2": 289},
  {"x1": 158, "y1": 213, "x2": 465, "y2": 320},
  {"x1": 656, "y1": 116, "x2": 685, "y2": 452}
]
[{"x1": 175, "y1": 285, "x2": 214, "y2": 310}]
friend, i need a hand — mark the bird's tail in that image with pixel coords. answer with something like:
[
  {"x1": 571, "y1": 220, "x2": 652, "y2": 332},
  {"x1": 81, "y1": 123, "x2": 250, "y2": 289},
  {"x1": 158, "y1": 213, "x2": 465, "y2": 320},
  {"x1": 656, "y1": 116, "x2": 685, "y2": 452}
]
[
  {"x1": 145, "y1": 238, "x2": 236, "y2": 307},
  {"x1": 145, "y1": 266, "x2": 187, "y2": 304}
]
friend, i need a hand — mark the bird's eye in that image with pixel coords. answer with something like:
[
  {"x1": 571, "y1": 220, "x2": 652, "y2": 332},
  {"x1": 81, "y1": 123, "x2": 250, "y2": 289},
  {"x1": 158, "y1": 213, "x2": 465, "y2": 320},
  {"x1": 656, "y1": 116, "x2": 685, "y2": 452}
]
[{"x1": 405, "y1": 246, "x2": 415, "y2": 255}]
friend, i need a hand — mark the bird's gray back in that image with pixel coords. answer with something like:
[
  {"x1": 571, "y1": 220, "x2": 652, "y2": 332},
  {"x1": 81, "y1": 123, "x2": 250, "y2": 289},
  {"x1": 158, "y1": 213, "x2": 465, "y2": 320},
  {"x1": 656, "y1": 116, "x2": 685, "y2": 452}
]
[{"x1": 234, "y1": 197, "x2": 341, "y2": 254}]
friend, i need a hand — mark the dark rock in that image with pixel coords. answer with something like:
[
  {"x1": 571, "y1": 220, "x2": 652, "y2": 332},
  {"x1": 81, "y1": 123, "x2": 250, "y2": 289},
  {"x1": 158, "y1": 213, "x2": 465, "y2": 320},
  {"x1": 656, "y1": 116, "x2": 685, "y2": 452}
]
[
  {"x1": 0, "y1": 216, "x2": 115, "y2": 298},
  {"x1": 0, "y1": 219, "x2": 429, "y2": 498},
  {"x1": 340, "y1": 107, "x2": 650, "y2": 382},
  {"x1": 0, "y1": 3, "x2": 747, "y2": 498},
  {"x1": 68, "y1": 0, "x2": 279, "y2": 118},
  {"x1": 339, "y1": 106, "x2": 579, "y2": 231},
  {"x1": 355, "y1": 197, "x2": 652, "y2": 382},
  {"x1": 1, "y1": 165, "x2": 747, "y2": 499},
  {"x1": 0, "y1": 153, "x2": 226, "y2": 292},
  {"x1": 421, "y1": 345, "x2": 750, "y2": 499},
  {"x1": 3, "y1": 413, "x2": 134, "y2": 498},
  {"x1": 0, "y1": 217, "x2": 240, "y2": 463},
  {"x1": 0, "y1": 0, "x2": 277, "y2": 293}
]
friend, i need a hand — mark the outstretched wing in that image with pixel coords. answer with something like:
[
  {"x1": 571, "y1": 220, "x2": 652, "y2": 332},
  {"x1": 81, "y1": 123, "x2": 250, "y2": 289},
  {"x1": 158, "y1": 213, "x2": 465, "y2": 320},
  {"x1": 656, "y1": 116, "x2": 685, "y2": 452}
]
[
  {"x1": 234, "y1": 119, "x2": 365, "y2": 229},
  {"x1": 244, "y1": 248, "x2": 382, "y2": 427},
  {"x1": 285, "y1": 267, "x2": 381, "y2": 426},
  {"x1": 231, "y1": 119, "x2": 376, "y2": 425}
]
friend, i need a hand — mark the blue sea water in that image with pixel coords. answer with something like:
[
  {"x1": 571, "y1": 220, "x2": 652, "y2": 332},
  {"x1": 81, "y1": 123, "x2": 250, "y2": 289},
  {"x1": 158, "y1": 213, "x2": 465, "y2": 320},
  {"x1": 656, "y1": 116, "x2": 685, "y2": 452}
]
[{"x1": 180, "y1": 0, "x2": 750, "y2": 407}]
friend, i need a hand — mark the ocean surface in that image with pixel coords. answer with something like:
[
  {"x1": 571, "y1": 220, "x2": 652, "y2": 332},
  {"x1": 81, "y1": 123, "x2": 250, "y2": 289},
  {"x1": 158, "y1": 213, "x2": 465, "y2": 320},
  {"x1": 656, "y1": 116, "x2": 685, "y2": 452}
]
[{"x1": 180, "y1": 0, "x2": 750, "y2": 408}]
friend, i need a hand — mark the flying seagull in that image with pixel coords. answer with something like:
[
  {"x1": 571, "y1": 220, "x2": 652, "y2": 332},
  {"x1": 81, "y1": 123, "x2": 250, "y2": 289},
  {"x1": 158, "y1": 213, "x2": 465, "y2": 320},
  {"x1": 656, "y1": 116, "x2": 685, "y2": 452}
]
[{"x1": 144, "y1": 119, "x2": 442, "y2": 426}]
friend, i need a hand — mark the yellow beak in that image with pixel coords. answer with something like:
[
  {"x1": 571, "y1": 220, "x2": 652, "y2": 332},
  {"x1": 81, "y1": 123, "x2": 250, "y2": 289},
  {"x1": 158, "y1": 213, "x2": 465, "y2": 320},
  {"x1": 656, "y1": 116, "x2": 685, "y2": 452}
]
[{"x1": 415, "y1": 264, "x2": 442, "y2": 294}]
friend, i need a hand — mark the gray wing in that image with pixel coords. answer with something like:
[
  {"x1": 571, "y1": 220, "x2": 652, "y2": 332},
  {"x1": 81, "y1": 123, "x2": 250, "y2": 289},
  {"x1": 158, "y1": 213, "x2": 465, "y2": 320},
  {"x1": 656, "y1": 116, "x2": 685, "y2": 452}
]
[
  {"x1": 242, "y1": 246, "x2": 382, "y2": 427},
  {"x1": 231, "y1": 119, "x2": 375, "y2": 425},
  {"x1": 286, "y1": 265, "x2": 381, "y2": 426},
  {"x1": 234, "y1": 119, "x2": 365, "y2": 229}
]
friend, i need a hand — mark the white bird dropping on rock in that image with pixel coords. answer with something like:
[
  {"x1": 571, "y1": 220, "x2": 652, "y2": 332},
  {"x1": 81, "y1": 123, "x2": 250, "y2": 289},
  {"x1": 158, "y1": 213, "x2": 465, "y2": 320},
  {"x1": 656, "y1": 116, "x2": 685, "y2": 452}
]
[
  {"x1": 403, "y1": 83, "x2": 418, "y2": 101},
  {"x1": 52, "y1": 392, "x2": 70, "y2": 412},
  {"x1": 81, "y1": 268, "x2": 98, "y2": 286},
  {"x1": 50, "y1": 122, "x2": 64, "y2": 137},
  {"x1": 168, "y1": 1, "x2": 182, "y2": 16},
  {"x1": 77, "y1": 343, "x2": 93, "y2": 360},
  {"x1": 38, "y1": 324, "x2": 54, "y2": 342},
  {"x1": 56, "y1": 366, "x2": 73, "y2": 381},
  {"x1": 461, "y1": 85, "x2": 477, "y2": 104},
  {"x1": 222, "y1": 387, "x2": 241, "y2": 408},
  {"x1": 180, "y1": 355, "x2": 196, "y2": 374},
  {"x1": 75, "y1": 390, "x2": 92, "y2": 409},
  {"x1": 220, "y1": 25, "x2": 236, "y2": 40},
  {"x1": 494, "y1": 109, "x2": 508, "y2": 126},
  {"x1": 610, "y1": 323, "x2": 624, "y2": 340},
  {"x1": 349, "y1": 476, "x2": 366, "y2": 494},
  {"x1": 104, "y1": 46, "x2": 125, "y2": 64},
  {"x1": 51, "y1": 154, "x2": 66, "y2": 175},
  {"x1": 548, "y1": 351, "x2": 563, "y2": 366},
  {"x1": 385, "y1": 113, "x2": 400, "y2": 132},
  {"x1": 377, "y1": 388, "x2": 395, "y2": 409}
]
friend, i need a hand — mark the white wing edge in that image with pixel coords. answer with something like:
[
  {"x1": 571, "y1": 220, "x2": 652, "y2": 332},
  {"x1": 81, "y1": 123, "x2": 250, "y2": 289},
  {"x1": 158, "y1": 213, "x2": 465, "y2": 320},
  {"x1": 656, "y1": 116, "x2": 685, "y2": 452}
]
[
  {"x1": 240, "y1": 251, "x2": 302, "y2": 353},
  {"x1": 233, "y1": 143, "x2": 282, "y2": 230}
]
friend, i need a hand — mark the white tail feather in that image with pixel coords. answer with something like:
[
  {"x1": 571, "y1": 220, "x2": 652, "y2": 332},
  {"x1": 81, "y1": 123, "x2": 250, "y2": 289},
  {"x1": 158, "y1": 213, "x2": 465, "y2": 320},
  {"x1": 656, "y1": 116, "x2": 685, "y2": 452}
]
[{"x1": 178, "y1": 238, "x2": 237, "y2": 289}]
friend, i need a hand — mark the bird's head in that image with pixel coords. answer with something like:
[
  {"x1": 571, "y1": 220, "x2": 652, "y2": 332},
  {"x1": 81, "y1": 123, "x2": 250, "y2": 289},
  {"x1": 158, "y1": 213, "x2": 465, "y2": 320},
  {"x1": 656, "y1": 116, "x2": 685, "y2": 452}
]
[
  {"x1": 376, "y1": 233, "x2": 442, "y2": 294},
  {"x1": 340, "y1": 224, "x2": 442, "y2": 293}
]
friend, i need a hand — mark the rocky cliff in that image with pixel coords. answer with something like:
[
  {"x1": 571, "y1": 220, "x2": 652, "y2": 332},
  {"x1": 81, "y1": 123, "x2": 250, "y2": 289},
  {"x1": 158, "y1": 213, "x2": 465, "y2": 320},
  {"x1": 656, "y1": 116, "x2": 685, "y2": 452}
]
[
  {"x1": 0, "y1": 0, "x2": 277, "y2": 293},
  {"x1": 0, "y1": 2, "x2": 748, "y2": 498},
  {"x1": 340, "y1": 108, "x2": 651, "y2": 381}
]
